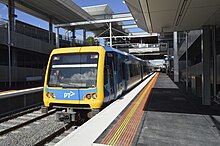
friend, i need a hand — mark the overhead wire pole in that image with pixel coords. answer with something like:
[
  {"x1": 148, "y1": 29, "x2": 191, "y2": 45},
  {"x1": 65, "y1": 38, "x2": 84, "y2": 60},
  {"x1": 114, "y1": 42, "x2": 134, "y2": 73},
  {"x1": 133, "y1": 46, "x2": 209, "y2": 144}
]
[
  {"x1": 7, "y1": 0, "x2": 16, "y2": 88},
  {"x1": 213, "y1": 26, "x2": 217, "y2": 99},
  {"x1": 55, "y1": 16, "x2": 134, "y2": 48},
  {"x1": 56, "y1": 27, "x2": 60, "y2": 48},
  {"x1": 109, "y1": 22, "x2": 112, "y2": 47},
  {"x1": 7, "y1": 21, "x2": 11, "y2": 87},
  {"x1": 185, "y1": 31, "x2": 188, "y2": 92}
]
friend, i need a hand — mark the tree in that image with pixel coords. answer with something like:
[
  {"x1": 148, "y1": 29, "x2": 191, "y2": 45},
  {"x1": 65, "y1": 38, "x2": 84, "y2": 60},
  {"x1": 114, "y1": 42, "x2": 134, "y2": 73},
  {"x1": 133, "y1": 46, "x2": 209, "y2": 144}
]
[{"x1": 85, "y1": 36, "x2": 95, "y2": 45}]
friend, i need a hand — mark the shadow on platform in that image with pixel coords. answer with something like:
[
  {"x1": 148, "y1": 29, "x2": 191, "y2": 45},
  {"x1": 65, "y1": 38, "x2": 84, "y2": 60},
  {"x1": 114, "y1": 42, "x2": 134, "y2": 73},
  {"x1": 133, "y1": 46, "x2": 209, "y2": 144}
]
[{"x1": 135, "y1": 73, "x2": 220, "y2": 146}]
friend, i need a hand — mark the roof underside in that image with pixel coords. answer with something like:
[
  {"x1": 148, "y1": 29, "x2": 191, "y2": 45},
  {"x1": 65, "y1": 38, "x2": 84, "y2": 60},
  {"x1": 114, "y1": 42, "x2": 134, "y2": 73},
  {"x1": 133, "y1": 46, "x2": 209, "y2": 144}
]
[
  {"x1": 82, "y1": 4, "x2": 114, "y2": 16},
  {"x1": 126, "y1": 0, "x2": 220, "y2": 33},
  {"x1": 82, "y1": 4, "x2": 129, "y2": 37},
  {"x1": 0, "y1": 0, "x2": 131, "y2": 37},
  {"x1": 0, "y1": 0, "x2": 96, "y2": 24},
  {"x1": 0, "y1": 0, "x2": 162, "y2": 59}
]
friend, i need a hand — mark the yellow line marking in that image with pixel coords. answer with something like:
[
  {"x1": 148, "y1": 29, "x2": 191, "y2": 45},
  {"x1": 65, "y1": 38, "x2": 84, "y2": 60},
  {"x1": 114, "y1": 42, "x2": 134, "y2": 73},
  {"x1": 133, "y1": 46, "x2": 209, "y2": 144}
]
[{"x1": 107, "y1": 75, "x2": 156, "y2": 145}]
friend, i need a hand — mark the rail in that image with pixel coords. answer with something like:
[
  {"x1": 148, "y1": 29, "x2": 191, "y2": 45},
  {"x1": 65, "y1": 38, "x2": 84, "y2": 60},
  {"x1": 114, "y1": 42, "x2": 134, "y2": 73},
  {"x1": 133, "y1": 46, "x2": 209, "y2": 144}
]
[{"x1": 56, "y1": 73, "x2": 156, "y2": 146}]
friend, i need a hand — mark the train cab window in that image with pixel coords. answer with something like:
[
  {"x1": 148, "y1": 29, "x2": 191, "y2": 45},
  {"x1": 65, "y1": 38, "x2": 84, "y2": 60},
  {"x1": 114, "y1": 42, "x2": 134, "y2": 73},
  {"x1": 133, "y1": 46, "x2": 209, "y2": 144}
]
[
  {"x1": 52, "y1": 53, "x2": 99, "y2": 65},
  {"x1": 48, "y1": 53, "x2": 99, "y2": 88}
]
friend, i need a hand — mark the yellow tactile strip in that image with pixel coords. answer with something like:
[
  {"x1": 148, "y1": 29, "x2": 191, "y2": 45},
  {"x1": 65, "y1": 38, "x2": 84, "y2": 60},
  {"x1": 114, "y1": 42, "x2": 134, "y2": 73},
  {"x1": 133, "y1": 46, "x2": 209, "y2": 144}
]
[
  {"x1": 101, "y1": 73, "x2": 158, "y2": 146},
  {"x1": 0, "y1": 90, "x2": 16, "y2": 94}
]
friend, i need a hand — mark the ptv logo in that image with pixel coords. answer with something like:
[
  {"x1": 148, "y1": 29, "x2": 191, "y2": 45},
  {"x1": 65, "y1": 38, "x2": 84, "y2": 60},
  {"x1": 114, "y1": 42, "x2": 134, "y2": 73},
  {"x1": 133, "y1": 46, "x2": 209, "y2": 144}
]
[{"x1": 64, "y1": 91, "x2": 75, "y2": 98}]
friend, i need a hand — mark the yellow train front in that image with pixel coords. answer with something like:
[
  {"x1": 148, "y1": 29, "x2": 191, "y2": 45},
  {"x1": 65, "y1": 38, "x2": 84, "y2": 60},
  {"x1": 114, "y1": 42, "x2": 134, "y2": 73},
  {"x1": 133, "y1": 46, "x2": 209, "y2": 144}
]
[{"x1": 43, "y1": 46, "x2": 150, "y2": 122}]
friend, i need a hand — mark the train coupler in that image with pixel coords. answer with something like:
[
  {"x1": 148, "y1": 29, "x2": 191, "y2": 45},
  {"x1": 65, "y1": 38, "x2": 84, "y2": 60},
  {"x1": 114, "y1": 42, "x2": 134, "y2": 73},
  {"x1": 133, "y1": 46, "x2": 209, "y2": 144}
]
[{"x1": 56, "y1": 109, "x2": 76, "y2": 123}]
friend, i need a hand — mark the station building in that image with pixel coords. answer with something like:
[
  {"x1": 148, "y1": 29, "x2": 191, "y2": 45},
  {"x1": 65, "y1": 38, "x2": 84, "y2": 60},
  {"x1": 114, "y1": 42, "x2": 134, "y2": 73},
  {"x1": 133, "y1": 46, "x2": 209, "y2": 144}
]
[
  {"x1": 126, "y1": 0, "x2": 220, "y2": 105},
  {"x1": 0, "y1": 0, "x2": 96, "y2": 89},
  {"x1": 0, "y1": 0, "x2": 220, "y2": 106}
]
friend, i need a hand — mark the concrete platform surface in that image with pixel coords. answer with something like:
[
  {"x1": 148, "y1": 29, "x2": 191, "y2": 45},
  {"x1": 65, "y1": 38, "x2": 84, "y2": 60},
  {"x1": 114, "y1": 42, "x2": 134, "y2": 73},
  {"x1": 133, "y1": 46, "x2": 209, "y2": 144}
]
[{"x1": 136, "y1": 73, "x2": 220, "y2": 146}]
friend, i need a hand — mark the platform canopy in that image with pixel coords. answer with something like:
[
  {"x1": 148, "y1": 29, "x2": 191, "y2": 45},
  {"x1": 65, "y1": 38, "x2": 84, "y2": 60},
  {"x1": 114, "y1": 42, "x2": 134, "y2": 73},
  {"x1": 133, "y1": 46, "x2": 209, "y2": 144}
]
[
  {"x1": 0, "y1": 0, "x2": 132, "y2": 36},
  {"x1": 126, "y1": 0, "x2": 220, "y2": 33},
  {"x1": 0, "y1": 0, "x2": 98, "y2": 24}
]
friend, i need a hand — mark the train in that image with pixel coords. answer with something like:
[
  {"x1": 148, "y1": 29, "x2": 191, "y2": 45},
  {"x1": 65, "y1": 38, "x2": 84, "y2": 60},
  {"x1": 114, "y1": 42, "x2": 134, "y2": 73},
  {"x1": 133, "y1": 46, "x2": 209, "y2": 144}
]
[{"x1": 42, "y1": 46, "x2": 151, "y2": 122}]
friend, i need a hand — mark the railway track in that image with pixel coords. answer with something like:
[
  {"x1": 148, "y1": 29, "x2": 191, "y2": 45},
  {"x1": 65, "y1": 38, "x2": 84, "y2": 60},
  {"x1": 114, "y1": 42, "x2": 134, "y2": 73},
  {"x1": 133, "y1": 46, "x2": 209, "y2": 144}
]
[
  {"x1": 0, "y1": 106, "x2": 41, "y2": 123},
  {"x1": 39, "y1": 124, "x2": 77, "y2": 146},
  {"x1": 0, "y1": 108, "x2": 56, "y2": 136},
  {"x1": 0, "y1": 108, "x2": 79, "y2": 146}
]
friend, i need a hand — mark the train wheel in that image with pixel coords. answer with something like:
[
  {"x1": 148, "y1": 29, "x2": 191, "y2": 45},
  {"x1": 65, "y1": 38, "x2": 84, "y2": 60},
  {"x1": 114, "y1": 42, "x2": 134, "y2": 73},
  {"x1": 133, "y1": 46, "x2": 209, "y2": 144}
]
[{"x1": 87, "y1": 108, "x2": 100, "y2": 119}]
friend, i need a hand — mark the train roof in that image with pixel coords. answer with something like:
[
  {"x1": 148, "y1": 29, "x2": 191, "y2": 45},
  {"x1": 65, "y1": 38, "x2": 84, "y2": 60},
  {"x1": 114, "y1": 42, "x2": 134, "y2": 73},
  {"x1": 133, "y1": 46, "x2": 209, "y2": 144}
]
[
  {"x1": 104, "y1": 46, "x2": 128, "y2": 56},
  {"x1": 52, "y1": 46, "x2": 144, "y2": 62},
  {"x1": 104, "y1": 46, "x2": 143, "y2": 61}
]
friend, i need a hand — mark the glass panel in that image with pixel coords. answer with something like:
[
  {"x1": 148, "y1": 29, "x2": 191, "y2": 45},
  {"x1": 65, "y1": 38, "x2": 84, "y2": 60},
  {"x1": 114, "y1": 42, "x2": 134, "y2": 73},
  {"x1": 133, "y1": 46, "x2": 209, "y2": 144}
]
[{"x1": 48, "y1": 53, "x2": 98, "y2": 88}]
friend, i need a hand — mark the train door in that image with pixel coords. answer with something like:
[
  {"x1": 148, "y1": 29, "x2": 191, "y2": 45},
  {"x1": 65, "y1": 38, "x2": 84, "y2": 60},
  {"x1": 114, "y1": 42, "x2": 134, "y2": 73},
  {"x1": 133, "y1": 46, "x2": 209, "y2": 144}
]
[
  {"x1": 124, "y1": 58, "x2": 131, "y2": 91},
  {"x1": 104, "y1": 52, "x2": 116, "y2": 101},
  {"x1": 140, "y1": 63, "x2": 143, "y2": 80},
  {"x1": 121, "y1": 61, "x2": 127, "y2": 93},
  {"x1": 104, "y1": 66, "x2": 111, "y2": 102},
  {"x1": 116, "y1": 54, "x2": 125, "y2": 97}
]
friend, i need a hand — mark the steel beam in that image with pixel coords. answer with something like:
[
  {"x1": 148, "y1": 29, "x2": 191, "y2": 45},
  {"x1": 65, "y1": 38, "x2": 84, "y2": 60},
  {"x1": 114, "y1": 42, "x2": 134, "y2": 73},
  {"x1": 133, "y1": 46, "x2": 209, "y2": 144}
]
[
  {"x1": 55, "y1": 16, "x2": 134, "y2": 28},
  {"x1": 109, "y1": 22, "x2": 112, "y2": 47},
  {"x1": 49, "y1": 17, "x2": 53, "y2": 44},
  {"x1": 7, "y1": 0, "x2": 15, "y2": 87},
  {"x1": 83, "y1": 29, "x2": 86, "y2": 42},
  {"x1": 56, "y1": 27, "x2": 59, "y2": 48},
  {"x1": 122, "y1": 24, "x2": 138, "y2": 29},
  {"x1": 132, "y1": 52, "x2": 161, "y2": 56},
  {"x1": 173, "y1": 31, "x2": 179, "y2": 82},
  {"x1": 185, "y1": 32, "x2": 188, "y2": 91},
  {"x1": 72, "y1": 29, "x2": 76, "y2": 46},
  {"x1": 7, "y1": 21, "x2": 11, "y2": 87},
  {"x1": 112, "y1": 13, "x2": 132, "y2": 18},
  {"x1": 213, "y1": 26, "x2": 217, "y2": 98},
  {"x1": 201, "y1": 26, "x2": 211, "y2": 105},
  {"x1": 94, "y1": 34, "x2": 157, "y2": 39},
  {"x1": 8, "y1": 0, "x2": 15, "y2": 31},
  {"x1": 130, "y1": 32, "x2": 158, "y2": 36}
]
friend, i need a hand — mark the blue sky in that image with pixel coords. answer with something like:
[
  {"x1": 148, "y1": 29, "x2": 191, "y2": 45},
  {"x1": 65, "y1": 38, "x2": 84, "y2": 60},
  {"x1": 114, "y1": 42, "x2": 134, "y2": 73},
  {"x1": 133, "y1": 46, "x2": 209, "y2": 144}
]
[
  {"x1": 0, "y1": 1, "x2": 163, "y2": 63},
  {"x1": 0, "y1": 0, "x2": 133, "y2": 40},
  {"x1": 73, "y1": 0, "x2": 129, "y2": 13},
  {"x1": 0, "y1": 0, "x2": 129, "y2": 28},
  {"x1": 0, "y1": 0, "x2": 144, "y2": 43}
]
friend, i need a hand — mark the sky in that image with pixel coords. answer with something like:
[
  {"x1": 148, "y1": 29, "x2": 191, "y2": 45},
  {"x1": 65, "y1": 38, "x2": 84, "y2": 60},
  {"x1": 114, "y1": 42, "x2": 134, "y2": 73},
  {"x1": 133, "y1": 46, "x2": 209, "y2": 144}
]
[
  {"x1": 73, "y1": 0, "x2": 129, "y2": 13},
  {"x1": 0, "y1": 0, "x2": 134, "y2": 40},
  {"x1": 0, "y1": 1, "x2": 164, "y2": 64},
  {"x1": 0, "y1": 0, "x2": 130, "y2": 30}
]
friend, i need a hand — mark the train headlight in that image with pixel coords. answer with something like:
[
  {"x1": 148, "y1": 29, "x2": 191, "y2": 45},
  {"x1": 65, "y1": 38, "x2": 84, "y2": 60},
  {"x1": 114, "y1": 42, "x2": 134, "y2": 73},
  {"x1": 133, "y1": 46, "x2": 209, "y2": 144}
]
[
  {"x1": 86, "y1": 94, "x2": 91, "y2": 99},
  {"x1": 46, "y1": 92, "x2": 55, "y2": 98},
  {"x1": 92, "y1": 93, "x2": 97, "y2": 99}
]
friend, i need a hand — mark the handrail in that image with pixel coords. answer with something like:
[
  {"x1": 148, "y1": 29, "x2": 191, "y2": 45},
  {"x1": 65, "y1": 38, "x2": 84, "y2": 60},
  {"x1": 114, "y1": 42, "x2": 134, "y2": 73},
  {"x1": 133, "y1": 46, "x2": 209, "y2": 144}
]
[{"x1": 0, "y1": 87, "x2": 43, "y2": 99}]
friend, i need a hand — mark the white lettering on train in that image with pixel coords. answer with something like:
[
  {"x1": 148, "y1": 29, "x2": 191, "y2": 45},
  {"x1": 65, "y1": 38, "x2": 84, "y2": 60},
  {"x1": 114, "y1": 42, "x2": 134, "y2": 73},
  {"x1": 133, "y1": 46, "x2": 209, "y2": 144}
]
[{"x1": 64, "y1": 91, "x2": 75, "y2": 98}]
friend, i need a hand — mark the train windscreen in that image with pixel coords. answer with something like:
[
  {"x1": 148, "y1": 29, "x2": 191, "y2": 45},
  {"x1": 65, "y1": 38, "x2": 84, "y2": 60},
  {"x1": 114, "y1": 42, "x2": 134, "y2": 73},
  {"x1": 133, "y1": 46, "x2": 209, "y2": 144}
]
[{"x1": 47, "y1": 53, "x2": 98, "y2": 88}]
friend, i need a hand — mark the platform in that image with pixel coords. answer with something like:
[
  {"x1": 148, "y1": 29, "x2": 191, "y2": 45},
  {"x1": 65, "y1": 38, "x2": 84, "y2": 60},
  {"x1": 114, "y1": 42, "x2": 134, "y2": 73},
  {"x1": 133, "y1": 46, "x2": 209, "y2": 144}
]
[
  {"x1": 135, "y1": 73, "x2": 220, "y2": 146},
  {"x1": 0, "y1": 87, "x2": 43, "y2": 118},
  {"x1": 56, "y1": 73, "x2": 220, "y2": 146}
]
